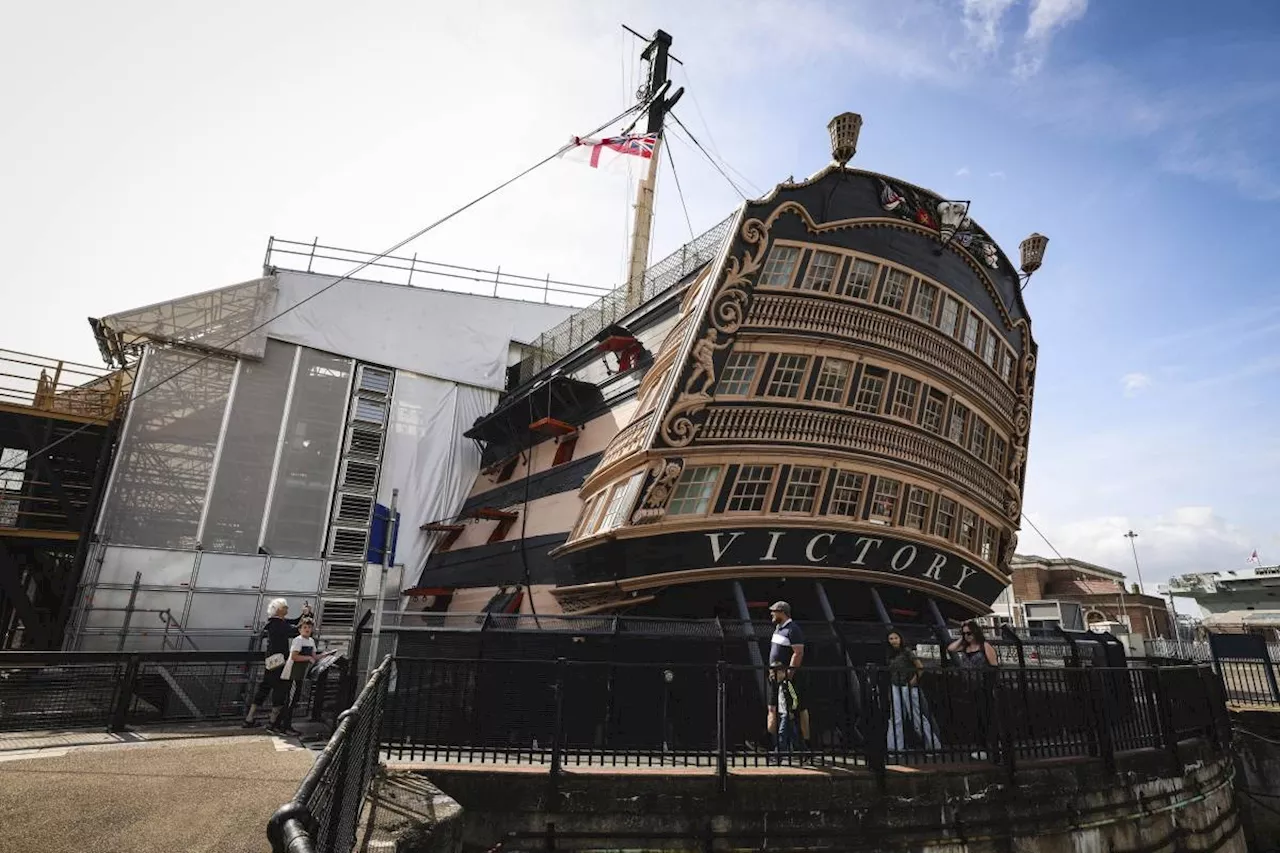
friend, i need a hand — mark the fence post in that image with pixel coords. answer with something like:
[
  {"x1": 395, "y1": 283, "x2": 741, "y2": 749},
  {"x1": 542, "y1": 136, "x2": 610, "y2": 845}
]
[
  {"x1": 1198, "y1": 666, "x2": 1229, "y2": 750},
  {"x1": 1086, "y1": 668, "x2": 1116, "y2": 774},
  {"x1": 548, "y1": 657, "x2": 566, "y2": 805},
  {"x1": 109, "y1": 654, "x2": 142, "y2": 732},
  {"x1": 716, "y1": 660, "x2": 728, "y2": 794},
  {"x1": 1264, "y1": 653, "x2": 1280, "y2": 704},
  {"x1": 865, "y1": 665, "x2": 886, "y2": 789},
  {"x1": 993, "y1": 675, "x2": 1016, "y2": 783},
  {"x1": 1150, "y1": 668, "x2": 1182, "y2": 773}
]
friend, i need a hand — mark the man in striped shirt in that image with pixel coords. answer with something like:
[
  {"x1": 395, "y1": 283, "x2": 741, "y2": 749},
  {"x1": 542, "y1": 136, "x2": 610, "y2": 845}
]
[{"x1": 767, "y1": 601, "x2": 805, "y2": 753}]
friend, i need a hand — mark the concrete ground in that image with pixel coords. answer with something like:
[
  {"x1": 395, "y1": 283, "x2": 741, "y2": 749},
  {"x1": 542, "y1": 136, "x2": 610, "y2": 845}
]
[{"x1": 0, "y1": 728, "x2": 317, "y2": 853}]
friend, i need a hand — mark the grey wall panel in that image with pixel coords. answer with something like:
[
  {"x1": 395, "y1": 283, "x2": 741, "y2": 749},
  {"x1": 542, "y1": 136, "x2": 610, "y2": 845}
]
[
  {"x1": 78, "y1": 632, "x2": 167, "y2": 652},
  {"x1": 186, "y1": 592, "x2": 261, "y2": 631},
  {"x1": 193, "y1": 553, "x2": 267, "y2": 591},
  {"x1": 202, "y1": 339, "x2": 296, "y2": 553},
  {"x1": 264, "y1": 557, "x2": 324, "y2": 593},
  {"x1": 83, "y1": 589, "x2": 190, "y2": 628},
  {"x1": 97, "y1": 547, "x2": 198, "y2": 587},
  {"x1": 185, "y1": 632, "x2": 258, "y2": 651},
  {"x1": 97, "y1": 347, "x2": 235, "y2": 548},
  {"x1": 263, "y1": 350, "x2": 353, "y2": 558}
]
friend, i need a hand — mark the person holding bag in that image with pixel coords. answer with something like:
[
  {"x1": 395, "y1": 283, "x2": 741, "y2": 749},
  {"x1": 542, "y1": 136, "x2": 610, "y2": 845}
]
[{"x1": 243, "y1": 598, "x2": 312, "y2": 728}]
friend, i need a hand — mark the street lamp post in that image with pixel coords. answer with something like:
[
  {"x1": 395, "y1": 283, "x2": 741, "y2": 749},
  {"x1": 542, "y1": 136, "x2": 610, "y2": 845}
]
[
  {"x1": 1123, "y1": 530, "x2": 1147, "y2": 594},
  {"x1": 1124, "y1": 530, "x2": 1160, "y2": 640}
]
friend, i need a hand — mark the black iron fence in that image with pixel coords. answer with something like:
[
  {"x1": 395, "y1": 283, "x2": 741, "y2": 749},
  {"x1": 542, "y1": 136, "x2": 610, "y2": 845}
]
[
  {"x1": 1207, "y1": 633, "x2": 1280, "y2": 706},
  {"x1": 0, "y1": 650, "x2": 347, "y2": 732},
  {"x1": 268, "y1": 656, "x2": 392, "y2": 853},
  {"x1": 381, "y1": 657, "x2": 1229, "y2": 785}
]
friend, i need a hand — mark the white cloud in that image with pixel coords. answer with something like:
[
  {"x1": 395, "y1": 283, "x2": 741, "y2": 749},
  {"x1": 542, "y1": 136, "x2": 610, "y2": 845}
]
[
  {"x1": 1022, "y1": 506, "x2": 1253, "y2": 588},
  {"x1": 956, "y1": 165, "x2": 971, "y2": 176},
  {"x1": 1026, "y1": 0, "x2": 1089, "y2": 41},
  {"x1": 1120, "y1": 372, "x2": 1151, "y2": 397},
  {"x1": 962, "y1": 0, "x2": 1020, "y2": 53},
  {"x1": 988, "y1": 170, "x2": 1007, "y2": 179},
  {"x1": 1016, "y1": 0, "x2": 1089, "y2": 75}
]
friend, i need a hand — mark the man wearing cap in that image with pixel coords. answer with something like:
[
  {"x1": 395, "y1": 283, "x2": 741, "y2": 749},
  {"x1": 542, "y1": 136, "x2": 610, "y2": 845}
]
[{"x1": 767, "y1": 601, "x2": 805, "y2": 753}]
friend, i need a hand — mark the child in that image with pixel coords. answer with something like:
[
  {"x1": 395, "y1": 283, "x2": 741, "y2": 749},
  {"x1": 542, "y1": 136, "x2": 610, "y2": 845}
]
[
  {"x1": 770, "y1": 662, "x2": 804, "y2": 754},
  {"x1": 244, "y1": 598, "x2": 312, "y2": 728},
  {"x1": 270, "y1": 617, "x2": 320, "y2": 736}
]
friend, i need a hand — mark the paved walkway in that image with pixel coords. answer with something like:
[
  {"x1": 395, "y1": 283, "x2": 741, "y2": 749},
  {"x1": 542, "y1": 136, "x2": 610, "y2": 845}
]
[{"x1": 0, "y1": 726, "x2": 317, "y2": 853}]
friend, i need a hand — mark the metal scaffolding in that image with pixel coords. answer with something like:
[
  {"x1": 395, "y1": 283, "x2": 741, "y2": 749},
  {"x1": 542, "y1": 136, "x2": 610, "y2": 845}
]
[
  {"x1": 90, "y1": 276, "x2": 277, "y2": 368},
  {"x1": 0, "y1": 349, "x2": 123, "y2": 648}
]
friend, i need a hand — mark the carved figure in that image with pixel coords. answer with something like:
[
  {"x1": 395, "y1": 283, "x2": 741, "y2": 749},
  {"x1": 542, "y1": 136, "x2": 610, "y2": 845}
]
[{"x1": 685, "y1": 329, "x2": 728, "y2": 396}]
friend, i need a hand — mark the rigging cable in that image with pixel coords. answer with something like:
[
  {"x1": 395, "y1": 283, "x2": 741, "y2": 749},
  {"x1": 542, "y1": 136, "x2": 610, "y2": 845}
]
[
  {"x1": 1020, "y1": 512, "x2": 1067, "y2": 562},
  {"x1": 667, "y1": 112, "x2": 747, "y2": 201},
  {"x1": 516, "y1": 382, "x2": 554, "y2": 629},
  {"x1": 675, "y1": 65, "x2": 765, "y2": 196},
  {"x1": 1, "y1": 99, "x2": 653, "y2": 478},
  {"x1": 664, "y1": 137, "x2": 697, "y2": 242}
]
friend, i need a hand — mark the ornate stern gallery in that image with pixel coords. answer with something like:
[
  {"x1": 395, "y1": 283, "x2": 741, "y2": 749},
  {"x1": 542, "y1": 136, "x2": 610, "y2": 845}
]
[{"x1": 417, "y1": 113, "x2": 1048, "y2": 643}]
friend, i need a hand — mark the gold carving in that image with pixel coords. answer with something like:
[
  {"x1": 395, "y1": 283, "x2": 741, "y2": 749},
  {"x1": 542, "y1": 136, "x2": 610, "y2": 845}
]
[
  {"x1": 553, "y1": 587, "x2": 638, "y2": 615},
  {"x1": 660, "y1": 213, "x2": 773, "y2": 447},
  {"x1": 631, "y1": 458, "x2": 685, "y2": 525},
  {"x1": 686, "y1": 329, "x2": 729, "y2": 395}
]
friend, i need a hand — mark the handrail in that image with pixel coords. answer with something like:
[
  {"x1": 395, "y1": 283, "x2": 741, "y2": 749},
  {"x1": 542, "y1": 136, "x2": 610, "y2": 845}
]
[
  {"x1": 157, "y1": 609, "x2": 200, "y2": 652},
  {"x1": 381, "y1": 657, "x2": 1227, "y2": 791},
  {"x1": 267, "y1": 654, "x2": 394, "y2": 853},
  {"x1": 0, "y1": 348, "x2": 129, "y2": 420}
]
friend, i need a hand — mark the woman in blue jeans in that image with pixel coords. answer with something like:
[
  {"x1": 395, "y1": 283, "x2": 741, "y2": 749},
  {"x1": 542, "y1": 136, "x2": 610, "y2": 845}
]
[{"x1": 886, "y1": 630, "x2": 941, "y2": 757}]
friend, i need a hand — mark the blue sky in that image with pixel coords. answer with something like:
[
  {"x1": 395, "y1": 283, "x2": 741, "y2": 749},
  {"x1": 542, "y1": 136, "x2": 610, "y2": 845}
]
[{"x1": 2, "y1": 0, "x2": 1277, "y2": 594}]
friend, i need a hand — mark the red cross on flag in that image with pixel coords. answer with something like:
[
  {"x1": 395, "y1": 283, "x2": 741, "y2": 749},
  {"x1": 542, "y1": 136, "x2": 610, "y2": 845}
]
[{"x1": 562, "y1": 134, "x2": 657, "y2": 172}]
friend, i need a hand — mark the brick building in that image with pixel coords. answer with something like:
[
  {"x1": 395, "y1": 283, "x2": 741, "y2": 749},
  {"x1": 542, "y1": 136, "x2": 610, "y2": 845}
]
[{"x1": 1006, "y1": 554, "x2": 1172, "y2": 639}]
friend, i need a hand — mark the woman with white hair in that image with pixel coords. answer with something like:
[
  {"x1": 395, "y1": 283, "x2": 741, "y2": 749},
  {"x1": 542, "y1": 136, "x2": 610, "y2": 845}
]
[{"x1": 243, "y1": 597, "x2": 312, "y2": 729}]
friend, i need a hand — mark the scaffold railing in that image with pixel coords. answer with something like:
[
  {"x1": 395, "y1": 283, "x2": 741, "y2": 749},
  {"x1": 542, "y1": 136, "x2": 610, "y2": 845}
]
[
  {"x1": 515, "y1": 213, "x2": 734, "y2": 385},
  {"x1": 0, "y1": 348, "x2": 129, "y2": 422},
  {"x1": 264, "y1": 237, "x2": 613, "y2": 307}
]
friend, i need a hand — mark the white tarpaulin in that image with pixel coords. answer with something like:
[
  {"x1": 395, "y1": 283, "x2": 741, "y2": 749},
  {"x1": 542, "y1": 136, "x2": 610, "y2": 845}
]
[
  {"x1": 377, "y1": 370, "x2": 496, "y2": 585},
  {"x1": 267, "y1": 271, "x2": 573, "y2": 390}
]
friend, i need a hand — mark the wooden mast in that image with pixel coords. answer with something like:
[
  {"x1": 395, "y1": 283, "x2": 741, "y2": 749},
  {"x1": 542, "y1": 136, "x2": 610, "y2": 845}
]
[{"x1": 624, "y1": 29, "x2": 681, "y2": 311}]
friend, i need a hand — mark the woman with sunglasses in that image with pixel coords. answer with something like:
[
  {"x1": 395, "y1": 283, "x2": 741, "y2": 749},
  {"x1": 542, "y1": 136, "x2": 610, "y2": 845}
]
[
  {"x1": 947, "y1": 620, "x2": 998, "y2": 760},
  {"x1": 948, "y1": 620, "x2": 998, "y2": 669}
]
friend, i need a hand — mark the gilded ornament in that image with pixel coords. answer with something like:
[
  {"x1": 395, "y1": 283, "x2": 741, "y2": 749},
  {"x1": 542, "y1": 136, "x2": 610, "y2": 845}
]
[{"x1": 631, "y1": 458, "x2": 685, "y2": 525}]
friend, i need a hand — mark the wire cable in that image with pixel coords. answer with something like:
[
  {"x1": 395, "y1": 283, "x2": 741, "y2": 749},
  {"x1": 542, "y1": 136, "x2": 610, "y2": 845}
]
[
  {"x1": 667, "y1": 113, "x2": 747, "y2": 201},
  {"x1": 669, "y1": 108, "x2": 763, "y2": 196},
  {"x1": 516, "y1": 388, "x2": 545, "y2": 628},
  {"x1": 1020, "y1": 511, "x2": 1067, "y2": 562},
  {"x1": 676, "y1": 64, "x2": 723, "y2": 161},
  {"x1": 2, "y1": 100, "x2": 651, "y2": 478},
  {"x1": 672, "y1": 70, "x2": 765, "y2": 197},
  {"x1": 664, "y1": 138, "x2": 697, "y2": 242}
]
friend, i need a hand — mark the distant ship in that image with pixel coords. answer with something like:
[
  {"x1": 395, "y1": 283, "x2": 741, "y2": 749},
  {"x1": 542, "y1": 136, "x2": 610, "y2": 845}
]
[{"x1": 1163, "y1": 566, "x2": 1280, "y2": 637}]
